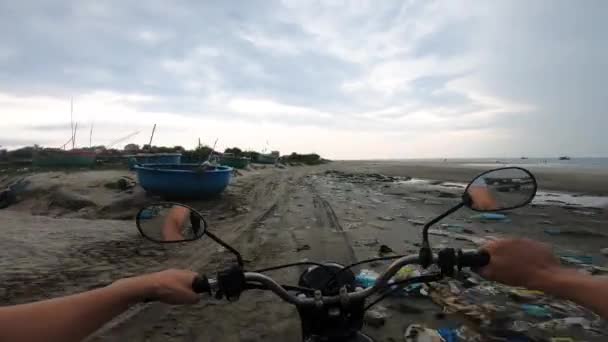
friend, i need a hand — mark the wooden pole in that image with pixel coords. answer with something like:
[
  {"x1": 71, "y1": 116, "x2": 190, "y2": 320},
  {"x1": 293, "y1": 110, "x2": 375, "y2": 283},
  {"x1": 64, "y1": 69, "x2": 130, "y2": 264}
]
[
  {"x1": 148, "y1": 124, "x2": 157, "y2": 148},
  {"x1": 73, "y1": 122, "x2": 78, "y2": 148},
  {"x1": 70, "y1": 98, "x2": 74, "y2": 150}
]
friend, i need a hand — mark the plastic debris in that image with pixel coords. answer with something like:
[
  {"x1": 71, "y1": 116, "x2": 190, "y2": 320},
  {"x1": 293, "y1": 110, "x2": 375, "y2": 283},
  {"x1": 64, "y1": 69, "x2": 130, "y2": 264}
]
[
  {"x1": 378, "y1": 244, "x2": 394, "y2": 255},
  {"x1": 559, "y1": 254, "x2": 593, "y2": 265},
  {"x1": 355, "y1": 269, "x2": 379, "y2": 288},
  {"x1": 437, "y1": 327, "x2": 459, "y2": 342},
  {"x1": 470, "y1": 213, "x2": 510, "y2": 222},
  {"x1": 510, "y1": 320, "x2": 534, "y2": 332},
  {"x1": 544, "y1": 227, "x2": 605, "y2": 237},
  {"x1": 364, "y1": 307, "x2": 387, "y2": 328},
  {"x1": 394, "y1": 265, "x2": 421, "y2": 282},
  {"x1": 404, "y1": 324, "x2": 443, "y2": 342},
  {"x1": 448, "y1": 281, "x2": 461, "y2": 295},
  {"x1": 509, "y1": 289, "x2": 544, "y2": 302},
  {"x1": 521, "y1": 304, "x2": 552, "y2": 318},
  {"x1": 377, "y1": 215, "x2": 394, "y2": 221},
  {"x1": 536, "y1": 317, "x2": 591, "y2": 330},
  {"x1": 408, "y1": 219, "x2": 426, "y2": 226}
]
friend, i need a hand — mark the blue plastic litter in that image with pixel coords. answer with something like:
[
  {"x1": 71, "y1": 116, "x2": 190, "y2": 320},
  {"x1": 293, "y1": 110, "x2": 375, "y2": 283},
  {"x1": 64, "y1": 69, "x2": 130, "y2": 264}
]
[
  {"x1": 470, "y1": 213, "x2": 510, "y2": 222},
  {"x1": 355, "y1": 269, "x2": 379, "y2": 288},
  {"x1": 437, "y1": 327, "x2": 459, "y2": 342},
  {"x1": 521, "y1": 304, "x2": 552, "y2": 318},
  {"x1": 544, "y1": 227, "x2": 562, "y2": 235},
  {"x1": 559, "y1": 254, "x2": 593, "y2": 265}
]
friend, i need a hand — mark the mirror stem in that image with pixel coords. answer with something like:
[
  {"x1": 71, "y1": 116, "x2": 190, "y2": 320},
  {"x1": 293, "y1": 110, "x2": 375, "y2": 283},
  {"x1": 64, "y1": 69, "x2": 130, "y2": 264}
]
[
  {"x1": 420, "y1": 202, "x2": 465, "y2": 267},
  {"x1": 206, "y1": 231, "x2": 244, "y2": 267}
]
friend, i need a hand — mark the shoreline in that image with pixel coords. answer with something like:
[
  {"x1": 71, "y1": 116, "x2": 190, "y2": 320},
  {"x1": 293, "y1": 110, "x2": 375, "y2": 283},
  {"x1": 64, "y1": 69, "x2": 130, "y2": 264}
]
[{"x1": 328, "y1": 160, "x2": 608, "y2": 196}]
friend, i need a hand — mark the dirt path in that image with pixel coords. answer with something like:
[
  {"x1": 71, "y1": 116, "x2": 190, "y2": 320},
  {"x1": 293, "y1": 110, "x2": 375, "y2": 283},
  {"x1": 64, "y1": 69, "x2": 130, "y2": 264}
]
[{"x1": 2, "y1": 164, "x2": 607, "y2": 341}]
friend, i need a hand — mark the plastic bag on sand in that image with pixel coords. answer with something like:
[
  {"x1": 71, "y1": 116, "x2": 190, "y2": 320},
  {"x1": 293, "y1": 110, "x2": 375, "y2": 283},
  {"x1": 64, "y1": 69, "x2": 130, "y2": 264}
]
[{"x1": 355, "y1": 269, "x2": 379, "y2": 288}]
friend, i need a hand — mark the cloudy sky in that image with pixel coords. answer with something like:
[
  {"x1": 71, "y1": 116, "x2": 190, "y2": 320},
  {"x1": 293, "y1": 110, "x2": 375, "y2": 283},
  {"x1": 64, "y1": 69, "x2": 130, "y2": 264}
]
[{"x1": 1, "y1": 1, "x2": 606, "y2": 159}]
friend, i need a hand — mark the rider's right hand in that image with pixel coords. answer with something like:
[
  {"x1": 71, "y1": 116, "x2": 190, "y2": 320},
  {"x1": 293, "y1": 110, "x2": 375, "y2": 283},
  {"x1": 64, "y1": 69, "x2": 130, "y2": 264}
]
[
  {"x1": 111, "y1": 269, "x2": 200, "y2": 304},
  {"x1": 477, "y1": 238, "x2": 561, "y2": 289}
]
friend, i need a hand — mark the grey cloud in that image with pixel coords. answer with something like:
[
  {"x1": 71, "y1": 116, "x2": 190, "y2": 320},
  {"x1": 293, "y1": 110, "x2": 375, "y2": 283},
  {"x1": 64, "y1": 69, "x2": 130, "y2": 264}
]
[{"x1": 0, "y1": 1, "x2": 606, "y2": 156}]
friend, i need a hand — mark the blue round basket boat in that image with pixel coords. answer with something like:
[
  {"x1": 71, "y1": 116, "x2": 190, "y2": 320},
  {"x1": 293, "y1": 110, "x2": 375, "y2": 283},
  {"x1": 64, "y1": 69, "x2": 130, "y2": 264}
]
[{"x1": 134, "y1": 163, "x2": 232, "y2": 199}]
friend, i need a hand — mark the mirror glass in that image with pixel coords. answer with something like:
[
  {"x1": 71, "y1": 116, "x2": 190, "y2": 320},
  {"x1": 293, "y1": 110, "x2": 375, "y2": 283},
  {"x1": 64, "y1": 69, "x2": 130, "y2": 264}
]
[
  {"x1": 137, "y1": 203, "x2": 206, "y2": 242},
  {"x1": 465, "y1": 167, "x2": 537, "y2": 211}
]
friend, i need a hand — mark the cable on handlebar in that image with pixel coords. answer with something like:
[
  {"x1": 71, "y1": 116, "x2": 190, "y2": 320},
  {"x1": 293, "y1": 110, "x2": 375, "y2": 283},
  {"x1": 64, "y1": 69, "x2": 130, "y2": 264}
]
[
  {"x1": 252, "y1": 261, "x2": 339, "y2": 274},
  {"x1": 322, "y1": 255, "x2": 405, "y2": 291},
  {"x1": 362, "y1": 273, "x2": 442, "y2": 311},
  {"x1": 245, "y1": 282, "x2": 316, "y2": 294}
]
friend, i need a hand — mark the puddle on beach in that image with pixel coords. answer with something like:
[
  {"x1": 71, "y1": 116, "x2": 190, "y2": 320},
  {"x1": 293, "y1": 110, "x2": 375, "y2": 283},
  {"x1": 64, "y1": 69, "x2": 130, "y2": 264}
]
[{"x1": 534, "y1": 191, "x2": 608, "y2": 209}]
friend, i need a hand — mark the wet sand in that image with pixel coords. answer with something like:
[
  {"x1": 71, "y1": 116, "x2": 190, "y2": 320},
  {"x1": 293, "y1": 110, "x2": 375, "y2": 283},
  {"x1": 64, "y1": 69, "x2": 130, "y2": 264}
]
[
  {"x1": 1, "y1": 161, "x2": 607, "y2": 341},
  {"x1": 336, "y1": 160, "x2": 608, "y2": 195}
]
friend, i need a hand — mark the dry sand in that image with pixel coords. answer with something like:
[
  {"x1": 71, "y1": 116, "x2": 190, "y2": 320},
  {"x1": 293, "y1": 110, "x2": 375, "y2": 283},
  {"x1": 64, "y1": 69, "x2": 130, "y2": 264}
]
[{"x1": 1, "y1": 161, "x2": 607, "y2": 341}]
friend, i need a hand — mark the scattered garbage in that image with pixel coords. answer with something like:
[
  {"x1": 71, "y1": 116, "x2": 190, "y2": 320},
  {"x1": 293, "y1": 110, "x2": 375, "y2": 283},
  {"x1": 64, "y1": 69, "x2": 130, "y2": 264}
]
[
  {"x1": 544, "y1": 227, "x2": 605, "y2": 237},
  {"x1": 440, "y1": 223, "x2": 475, "y2": 234},
  {"x1": 394, "y1": 266, "x2": 421, "y2": 282},
  {"x1": 104, "y1": 176, "x2": 136, "y2": 191},
  {"x1": 355, "y1": 269, "x2": 379, "y2": 288},
  {"x1": 378, "y1": 244, "x2": 394, "y2": 255},
  {"x1": 447, "y1": 280, "x2": 461, "y2": 295},
  {"x1": 404, "y1": 324, "x2": 443, "y2": 342},
  {"x1": 536, "y1": 317, "x2": 592, "y2": 330},
  {"x1": 436, "y1": 327, "x2": 459, "y2": 342},
  {"x1": 377, "y1": 215, "x2": 395, "y2": 221},
  {"x1": 470, "y1": 213, "x2": 510, "y2": 222},
  {"x1": 364, "y1": 307, "x2": 387, "y2": 328},
  {"x1": 521, "y1": 304, "x2": 552, "y2": 318},
  {"x1": 296, "y1": 244, "x2": 311, "y2": 252},
  {"x1": 559, "y1": 254, "x2": 593, "y2": 265},
  {"x1": 408, "y1": 219, "x2": 426, "y2": 226},
  {"x1": 509, "y1": 289, "x2": 544, "y2": 302}
]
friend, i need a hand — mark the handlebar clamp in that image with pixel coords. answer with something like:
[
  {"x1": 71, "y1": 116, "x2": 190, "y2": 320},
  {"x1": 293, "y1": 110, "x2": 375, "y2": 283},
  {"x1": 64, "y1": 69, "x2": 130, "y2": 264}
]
[{"x1": 217, "y1": 265, "x2": 246, "y2": 301}]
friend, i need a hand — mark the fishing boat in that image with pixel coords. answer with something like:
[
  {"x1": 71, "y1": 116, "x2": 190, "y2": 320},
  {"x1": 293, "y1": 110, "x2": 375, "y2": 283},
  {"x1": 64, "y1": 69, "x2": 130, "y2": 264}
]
[
  {"x1": 134, "y1": 163, "x2": 232, "y2": 199},
  {"x1": 33, "y1": 149, "x2": 96, "y2": 167},
  {"x1": 126, "y1": 153, "x2": 182, "y2": 170},
  {"x1": 559, "y1": 156, "x2": 571, "y2": 161},
  {"x1": 219, "y1": 153, "x2": 250, "y2": 169},
  {"x1": 255, "y1": 151, "x2": 279, "y2": 165}
]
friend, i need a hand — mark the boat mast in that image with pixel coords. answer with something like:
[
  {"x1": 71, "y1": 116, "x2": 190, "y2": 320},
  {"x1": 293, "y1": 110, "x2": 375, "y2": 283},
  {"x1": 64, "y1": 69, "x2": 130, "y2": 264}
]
[
  {"x1": 148, "y1": 124, "x2": 157, "y2": 148},
  {"x1": 73, "y1": 122, "x2": 78, "y2": 149},
  {"x1": 70, "y1": 98, "x2": 75, "y2": 150},
  {"x1": 89, "y1": 122, "x2": 94, "y2": 148}
]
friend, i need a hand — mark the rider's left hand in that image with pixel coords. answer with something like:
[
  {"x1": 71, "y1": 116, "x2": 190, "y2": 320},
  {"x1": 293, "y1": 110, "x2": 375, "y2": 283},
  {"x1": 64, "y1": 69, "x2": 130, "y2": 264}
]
[{"x1": 112, "y1": 269, "x2": 200, "y2": 304}]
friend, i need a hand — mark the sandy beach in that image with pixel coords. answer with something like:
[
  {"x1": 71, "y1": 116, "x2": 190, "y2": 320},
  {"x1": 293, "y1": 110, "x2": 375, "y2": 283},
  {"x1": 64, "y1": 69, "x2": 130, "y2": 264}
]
[{"x1": 1, "y1": 160, "x2": 608, "y2": 341}]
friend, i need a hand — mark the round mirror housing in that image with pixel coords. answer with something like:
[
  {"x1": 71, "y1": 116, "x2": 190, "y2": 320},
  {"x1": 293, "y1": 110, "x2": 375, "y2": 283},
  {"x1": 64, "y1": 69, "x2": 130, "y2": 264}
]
[
  {"x1": 464, "y1": 167, "x2": 537, "y2": 212},
  {"x1": 136, "y1": 203, "x2": 207, "y2": 243}
]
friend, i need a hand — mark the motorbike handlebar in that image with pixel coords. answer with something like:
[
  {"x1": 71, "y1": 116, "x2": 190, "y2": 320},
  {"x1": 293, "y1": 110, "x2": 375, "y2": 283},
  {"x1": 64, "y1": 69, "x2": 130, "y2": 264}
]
[{"x1": 192, "y1": 249, "x2": 491, "y2": 307}]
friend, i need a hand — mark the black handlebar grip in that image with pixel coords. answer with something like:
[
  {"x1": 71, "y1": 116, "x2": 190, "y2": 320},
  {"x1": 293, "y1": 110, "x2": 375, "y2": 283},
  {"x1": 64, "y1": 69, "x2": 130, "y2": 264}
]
[
  {"x1": 192, "y1": 275, "x2": 211, "y2": 294},
  {"x1": 459, "y1": 249, "x2": 491, "y2": 269}
]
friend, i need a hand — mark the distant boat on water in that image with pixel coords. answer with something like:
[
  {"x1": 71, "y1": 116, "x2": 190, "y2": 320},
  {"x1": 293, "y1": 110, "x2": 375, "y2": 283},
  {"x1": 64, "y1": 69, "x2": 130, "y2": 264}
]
[{"x1": 559, "y1": 156, "x2": 571, "y2": 161}]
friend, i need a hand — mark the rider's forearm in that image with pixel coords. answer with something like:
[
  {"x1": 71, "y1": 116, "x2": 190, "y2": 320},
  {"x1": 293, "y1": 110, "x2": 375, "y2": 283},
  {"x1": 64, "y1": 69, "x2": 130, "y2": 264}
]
[
  {"x1": 0, "y1": 278, "x2": 151, "y2": 342},
  {"x1": 532, "y1": 267, "x2": 608, "y2": 319}
]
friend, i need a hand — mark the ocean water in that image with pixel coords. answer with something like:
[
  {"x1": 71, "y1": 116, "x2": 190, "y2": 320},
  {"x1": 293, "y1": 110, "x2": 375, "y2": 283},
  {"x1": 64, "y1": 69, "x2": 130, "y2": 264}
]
[{"x1": 453, "y1": 157, "x2": 608, "y2": 170}]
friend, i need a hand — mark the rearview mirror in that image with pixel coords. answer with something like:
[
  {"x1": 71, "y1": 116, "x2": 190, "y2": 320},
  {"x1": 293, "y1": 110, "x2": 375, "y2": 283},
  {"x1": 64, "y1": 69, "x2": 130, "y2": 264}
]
[
  {"x1": 136, "y1": 203, "x2": 207, "y2": 243},
  {"x1": 465, "y1": 167, "x2": 537, "y2": 212}
]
